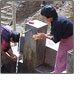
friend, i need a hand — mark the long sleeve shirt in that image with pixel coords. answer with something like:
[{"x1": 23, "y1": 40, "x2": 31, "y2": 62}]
[{"x1": 50, "y1": 15, "x2": 73, "y2": 43}]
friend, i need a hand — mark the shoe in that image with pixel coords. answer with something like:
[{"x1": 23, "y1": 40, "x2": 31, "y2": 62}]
[{"x1": 50, "y1": 71, "x2": 56, "y2": 74}]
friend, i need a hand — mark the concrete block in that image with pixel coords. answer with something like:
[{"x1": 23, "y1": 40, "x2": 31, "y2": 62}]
[
  {"x1": 19, "y1": 35, "x2": 25, "y2": 53},
  {"x1": 66, "y1": 49, "x2": 74, "y2": 73},
  {"x1": 45, "y1": 39, "x2": 59, "y2": 67},
  {"x1": 25, "y1": 20, "x2": 48, "y2": 34},
  {"x1": 23, "y1": 20, "x2": 48, "y2": 72},
  {"x1": 45, "y1": 47, "x2": 57, "y2": 67}
]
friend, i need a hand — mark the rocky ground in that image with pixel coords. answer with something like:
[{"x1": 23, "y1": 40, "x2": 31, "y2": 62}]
[
  {"x1": 1, "y1": 1, "x2": 73, "y2": 35},
  {"x1": 21, "y1": 1, "x2": 73, "y2": 34}
]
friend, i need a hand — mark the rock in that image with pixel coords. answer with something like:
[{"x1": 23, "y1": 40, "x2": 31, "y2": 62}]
[
  {"x1": 16, "y1": 1, "x2": 42, "y2": 22},
  {"x1": 54, "y1": 1, "x2": 64, "y2": 9}
]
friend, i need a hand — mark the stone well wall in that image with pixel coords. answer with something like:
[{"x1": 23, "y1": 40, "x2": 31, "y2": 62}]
[{"x1": 16, "y1": 1, "x2": 42, "y2": 22}]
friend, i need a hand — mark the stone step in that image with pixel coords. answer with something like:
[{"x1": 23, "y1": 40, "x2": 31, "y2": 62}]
[
  {"x1": 6, "y1": 14, "x2": 12, "y2": 18},
  {"x1": 1, "y1": 9, "x2": 12, "y2": 18},
  {"x1": 35, "y1": 64, "x2": 67, "y2": 74},
  {"x1": 1, "y1": 16, "x2": 12, "y2": 22},
  {"x1": 1, "y1": 15, "x2": 12, "y2": 21},
  {"x1": 1, "y1": 21, "x2": 9, "y2": 25},
  {"x1": 6, "y1": 12, "x2": 12, "y2": 16},
  {"x1": 1, "y1": 10, "x2": 7, "y2": 14},
  {"x1": 1, "y1": 8, "x2": 6, "y2": 10},
  {"x1": 3, "y1": 6, "x2": 11, "y2": 10},
  {"x1": 1, "y1": 19, "x2": 11, "y2": 23},
  {"x1": 35, "y1": 64, "x2": 53, "y2": 73},
  {"x1": 1, "y1": 13, "x2": 9, "y2": 18},
  {"x1": 1, "y1": 16, "x2": 9, "y2": 20},
  {"x1": 1, "y1": 13, "x2": 6, "y2": 17},
  {"x1": 6, "y1": 1, "x2": 13, "y2": 6},
  {"x1": 21, "y1": 1, "x2": 26, "y2": 3},
  {"x1": 7, "y1": 7, "x2": 12, "y2": 12},
  {"x1": 1, "y1": 10, "x2": 12, "y2": 17},
  {"x1": 7, "y1": 8, "x2": 12, "y2": 12},
  {"x1": 6, "y1": 1, "x2": 18, "y2": 7}
]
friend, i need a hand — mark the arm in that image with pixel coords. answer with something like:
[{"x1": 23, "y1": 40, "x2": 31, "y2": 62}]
[
  {"x1": 7, "y1": 48, "x2": 17, "y2": 61},
  {"x1": 45, "y1": 33, "x2": 53, "y2": 40},
  {"x1": 7, "y1": 48, "x2": 16, "y2": 57},
  {"x1": 1, "y1": 49, "x2": 13, "y2": 61},
  {"x1": 33, "y1": 33, "x2": 53, "y2": 40},
  {"x1": 1, "y1": 48, "x2": 17, "y2": 62}
]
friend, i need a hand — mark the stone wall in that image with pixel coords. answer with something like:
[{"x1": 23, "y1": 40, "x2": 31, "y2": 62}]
[
  {"x1": 16, "y1": 1, "x2": 42, "y2": 22},
  {"x1": 1, "y1": 1, "x2": 6, "y2": 7},
  {"x1": 1, "y1": 1, "x2": 42, "y2": 24},
  {"x1": 22, "y1": 20, "x2": 48, "y2": 72}
]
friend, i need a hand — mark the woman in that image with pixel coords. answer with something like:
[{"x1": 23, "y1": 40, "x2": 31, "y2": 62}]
[
  {"x1": 33, "y1": 5, "x2": 73, "y2": 73},
  {"x1": 1, "y1": 25, "x2": 20, "y2": 62}
]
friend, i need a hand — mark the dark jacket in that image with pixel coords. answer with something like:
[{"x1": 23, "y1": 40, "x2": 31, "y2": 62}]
[{"x1": 51, "y1": 15, "x2": 73, "y2": 43}]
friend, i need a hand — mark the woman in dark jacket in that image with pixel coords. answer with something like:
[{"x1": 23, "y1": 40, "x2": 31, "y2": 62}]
[{"x1": 33, "y1": 5, "x2": 73, "y2": 73}]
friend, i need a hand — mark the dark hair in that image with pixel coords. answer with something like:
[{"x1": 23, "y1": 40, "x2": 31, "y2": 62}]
[
  {"x1": 11, "y1": 31, "x2": 20, "y2": 42},
  {"x1": 41, "y1": 5, "x2": 58, "y2": 19}
]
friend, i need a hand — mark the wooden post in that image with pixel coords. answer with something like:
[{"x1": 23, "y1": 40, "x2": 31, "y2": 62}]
[{"x1": 12, "y1": 1, "x2": 16, "y2": 31}]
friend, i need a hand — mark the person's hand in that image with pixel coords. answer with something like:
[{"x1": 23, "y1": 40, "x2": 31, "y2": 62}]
[
  {"x1": 37, "y1": 33, "x2": 46, "y2": 39},
  {"x1": 17, "y1": 54, "x2": 22, "y2": 60},
  {"x1": 33, "y1": 33, "x2": 46, "y2": 40},
  {"x1": 12, "y1": 55, "x2": 17, "y2": 62}
]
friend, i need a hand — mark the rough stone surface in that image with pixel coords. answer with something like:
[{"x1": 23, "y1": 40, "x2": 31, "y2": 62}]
[
  {"x1": 66, "y1": 49, "x2": 74, "y2": 73},
  {"x1": 45, "y1": 39, "x2": 59, "y2": 67},
  {"x1": 45, "y1": 47, "x2": 57, "y2": 67},
  {"x1": 19, "y1": 35, "x2": 25, "y2": 53},
  {"x1": 1, "y1": 1, "x2": 42, "y2": 25},
  {"x1": 16, "y1": 1, "x2": 42, "y2": 22},
  {"x1": 23, "y1": 20, "x2": 48, "y2": 72},
  {"x1": 35, "y1": 63, "x2": 53, "y2": 73}
]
